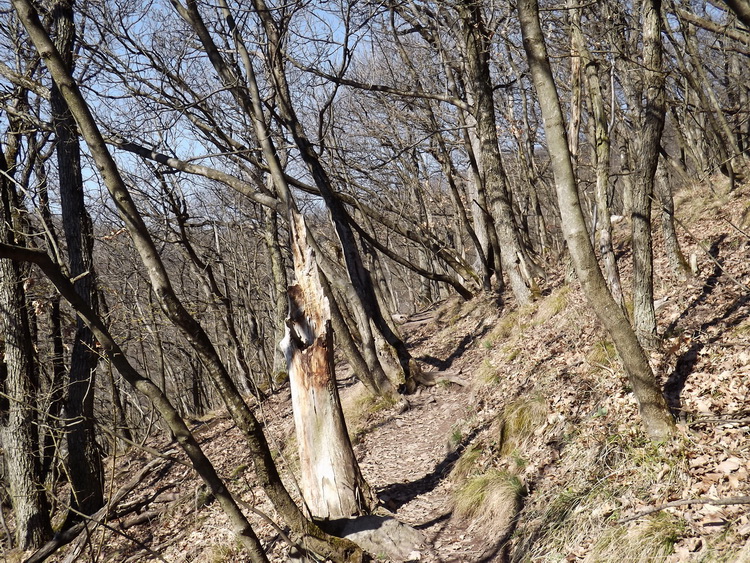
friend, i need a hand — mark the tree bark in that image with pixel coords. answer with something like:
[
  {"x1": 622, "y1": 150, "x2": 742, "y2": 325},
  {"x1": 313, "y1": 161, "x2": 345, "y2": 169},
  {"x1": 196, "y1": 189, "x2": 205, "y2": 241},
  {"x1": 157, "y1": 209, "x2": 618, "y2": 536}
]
[
  {"x1": 281, "y1": 212, "x2": 373, "y2": 520},
  {"x1": 49, "y1": 0, "x2": 104, "y2": 519},
  {"x1": 262, "y1": 204, "x2": 288, "y2": 385},
  {"x1": 0, "y1": 146, "x2": 52, "y2": 550},
  {"x1": 632, "y1": 0, "x2": 665, "y2": 348},
  {"x1": 518, "y1": 0, "x2": 674, "y2": 440}
]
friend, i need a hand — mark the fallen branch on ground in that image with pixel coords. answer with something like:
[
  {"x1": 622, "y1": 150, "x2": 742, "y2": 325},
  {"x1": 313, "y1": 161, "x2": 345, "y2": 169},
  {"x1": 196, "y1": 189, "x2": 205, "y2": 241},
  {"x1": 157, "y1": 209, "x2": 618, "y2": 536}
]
[
  {"x1": 25, "y1": 454, "x2": 173, "y2": 563},
  {"x1": 618, "y1": 496, "x2": 750, "y2": 524}
]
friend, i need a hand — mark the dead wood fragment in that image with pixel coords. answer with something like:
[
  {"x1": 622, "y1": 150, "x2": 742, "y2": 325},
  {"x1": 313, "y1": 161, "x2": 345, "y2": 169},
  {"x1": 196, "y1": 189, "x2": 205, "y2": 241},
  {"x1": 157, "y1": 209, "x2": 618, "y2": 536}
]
[
  {"x1": 121, "y1": 509, "x2": 163, "y2": 529},
  {"x1": 618, "y1": 496, "x2": 750, "y2": 524}
]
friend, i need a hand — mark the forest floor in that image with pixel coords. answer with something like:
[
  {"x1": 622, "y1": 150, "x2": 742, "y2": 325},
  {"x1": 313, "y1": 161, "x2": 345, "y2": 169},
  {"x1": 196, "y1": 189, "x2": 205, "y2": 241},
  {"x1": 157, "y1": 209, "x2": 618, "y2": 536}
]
[{"x1": 27, "y1": 178, "x2": 750, "y2": 562}]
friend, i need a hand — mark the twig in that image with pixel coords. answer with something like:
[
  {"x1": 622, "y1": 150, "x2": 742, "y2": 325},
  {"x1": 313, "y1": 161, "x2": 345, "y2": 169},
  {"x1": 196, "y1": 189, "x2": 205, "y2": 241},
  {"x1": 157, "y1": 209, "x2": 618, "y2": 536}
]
[
  {"x1": 24, "y1": 456, "x2": 168, "y2": 563},
  {"x1": 618, "y1": 496, "x2": 750, "y2": 524},
  {"x1": 688, "y1": 417, "x2": 750, "y2": 426}
]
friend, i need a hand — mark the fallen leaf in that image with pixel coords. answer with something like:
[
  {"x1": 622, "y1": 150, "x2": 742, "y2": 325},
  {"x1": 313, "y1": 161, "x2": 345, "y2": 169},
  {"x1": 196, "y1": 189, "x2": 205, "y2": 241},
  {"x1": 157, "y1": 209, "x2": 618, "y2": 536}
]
[{"x1": 716, "y1": 458, "x2": 742, "y2": 474}]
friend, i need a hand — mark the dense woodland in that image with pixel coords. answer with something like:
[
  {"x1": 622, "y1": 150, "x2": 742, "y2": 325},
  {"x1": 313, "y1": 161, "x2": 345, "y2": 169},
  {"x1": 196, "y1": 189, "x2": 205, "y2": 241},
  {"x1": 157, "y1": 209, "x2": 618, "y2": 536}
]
[{"x1": 0, "y1": 0, "x2": 748, "y2": 560}]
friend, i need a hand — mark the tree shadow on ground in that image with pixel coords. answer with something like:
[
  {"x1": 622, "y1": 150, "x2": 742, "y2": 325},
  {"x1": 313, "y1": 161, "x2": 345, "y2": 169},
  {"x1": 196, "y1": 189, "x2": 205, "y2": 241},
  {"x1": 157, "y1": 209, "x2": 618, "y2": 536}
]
[
  {"x1": 664, "y1": 236, "x2": 750, "y2": 414},
  {"x1": 418, "y1": 322, "x2": 493, "y2": 371},
  {"x1": 664, "y1": 235, "x2": 726, "y2": 338},
  {"x1": 377, "y1": 425, "x2": 485, "y2": 511}
]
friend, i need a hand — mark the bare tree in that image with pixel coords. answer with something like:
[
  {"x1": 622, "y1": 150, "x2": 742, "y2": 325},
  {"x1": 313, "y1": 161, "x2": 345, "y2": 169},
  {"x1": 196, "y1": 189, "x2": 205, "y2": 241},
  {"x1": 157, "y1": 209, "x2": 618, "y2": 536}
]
[
  {"x1": 49, "y1": 0, "x2": 104, "y2": 520},
  {"x1": 517, "y1": 0, "x2": 674, "y2": 439}
]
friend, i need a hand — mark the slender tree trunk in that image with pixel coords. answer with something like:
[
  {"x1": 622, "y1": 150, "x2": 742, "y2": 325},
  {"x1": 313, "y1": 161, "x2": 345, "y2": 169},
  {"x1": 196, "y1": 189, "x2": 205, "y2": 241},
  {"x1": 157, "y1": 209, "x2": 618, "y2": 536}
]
[
  {"x1": 572, "y1": 5, "x2": 625, "y2": 310},
  {"x1": 568, "y1": 0, "x2": 582, "y2": 167},
  {"x1": 618, "y1": 138, "x2": 635, "y2": 216},
  {"x1": 262, "y1": 204, "x2": 288, "y2": 385},
  {"x1": 36, "y1": 160, "x2": 65, "y2": 484},
  {"x1": 458, "y1": 0, "x2": 541, "y2": 303},
  {"x1": 518, "y1": 0, "x2": 674, "y2": 440},
  {"x1": 655, "y1": 163, "x2": 690, "y2": 279},
  {"x1": 49, "y1": 0, "x2": 104, "y2": 518},
  {"x1": 632, "y1": 0, "x2": 666, "y2": 347},
  {"x1": 461, "y1": 109, "x2": 504, "y2": 289},
  {"x1": 322, "y1": 269, "x2": 395, "y2": 397}
]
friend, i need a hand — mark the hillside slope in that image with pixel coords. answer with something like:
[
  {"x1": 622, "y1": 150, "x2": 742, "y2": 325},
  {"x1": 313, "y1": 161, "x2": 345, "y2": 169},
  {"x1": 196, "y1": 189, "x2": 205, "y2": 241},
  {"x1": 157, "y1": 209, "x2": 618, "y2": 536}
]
[{"x1": 30, "y1": 181, "x2": 750, "y2": 562}]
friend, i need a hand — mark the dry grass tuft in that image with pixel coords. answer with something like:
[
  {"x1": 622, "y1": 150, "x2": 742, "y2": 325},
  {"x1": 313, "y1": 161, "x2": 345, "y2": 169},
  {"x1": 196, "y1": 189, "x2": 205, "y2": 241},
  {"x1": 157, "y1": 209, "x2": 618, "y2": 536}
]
[
  {"x1": 450, "y1": 444, "x2": 482, "y2": 482},
  {"x1": 510, "y1": 431, "x2": 691, "y2": 561},
  {"x1": 342, "y1": 386, "x2": 398, "y2": 443},
  {"x1": 532, "y1": 285, "x2": 570, "y2": 326},
  {"x1": 454, "y1": 469, "x2": 525, "y2": 534},
  {"x1": 497, "y1": 394, "x2": 548, "y2": 456},
  {"x1": 484, "y1": 310, "x2": 520, "y2": 346},
  {"x1": 585, "y1": 512, "x2": 685, "y2": 562}
]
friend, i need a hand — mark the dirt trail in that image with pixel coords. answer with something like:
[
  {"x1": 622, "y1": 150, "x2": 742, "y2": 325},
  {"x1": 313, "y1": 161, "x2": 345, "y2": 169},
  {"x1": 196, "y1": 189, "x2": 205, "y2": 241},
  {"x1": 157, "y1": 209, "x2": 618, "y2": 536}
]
[
  {"x1": 355, "y1": 388, "x2": 472, "y2": 561},
  {"x1": 340, "y1": 301, "x2": 502, "y2": 562}
]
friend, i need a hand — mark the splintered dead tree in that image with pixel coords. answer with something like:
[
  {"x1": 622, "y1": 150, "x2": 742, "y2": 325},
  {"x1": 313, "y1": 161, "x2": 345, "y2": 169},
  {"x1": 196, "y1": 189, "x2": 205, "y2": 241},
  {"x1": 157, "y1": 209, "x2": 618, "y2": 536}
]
[{"x1": 281, "y1": 211, "x2": 373, "y2": 521}]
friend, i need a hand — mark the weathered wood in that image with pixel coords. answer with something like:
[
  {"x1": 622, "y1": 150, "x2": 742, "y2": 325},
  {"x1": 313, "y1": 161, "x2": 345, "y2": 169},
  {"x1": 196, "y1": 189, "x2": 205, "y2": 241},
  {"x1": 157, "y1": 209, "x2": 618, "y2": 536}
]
[{"x1": 281, "y1": 211, "x2": 372, "y2": 521}]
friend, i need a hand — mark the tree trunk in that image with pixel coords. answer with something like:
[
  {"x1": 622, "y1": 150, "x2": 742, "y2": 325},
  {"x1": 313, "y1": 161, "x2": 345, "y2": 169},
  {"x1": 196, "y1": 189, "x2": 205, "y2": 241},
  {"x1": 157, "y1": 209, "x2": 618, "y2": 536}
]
[
  {"x1": 458, "y1": 0, "x2": 541, "y2": 303},
  {"x1": 0, "y1": 146, "x2": 52, "y2": 550},
  {"x1": 518, "y1": 0, "x2": 674, "y2": 440},
  {"x1": 262, "y1": 204, "x2": 288, "y2": 385},
  {"x1": 655, "y1": 163, "x2": 690, "y2": 279},
  {"x1": 50, "y1": 0, "x2": 104, "y2": 519},
  {"x1": 572, "y1": 6, "x2": 625, "y2": 310},
  {"x1": 632, "y1": 0, "x2": 665, "y2": 348},
  {"x1": 322, "y1": 270, "x2": 396, "y2": 397},
  {"x1": 281, "y1": 211, "x2": 373, "y2": 520}
]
